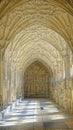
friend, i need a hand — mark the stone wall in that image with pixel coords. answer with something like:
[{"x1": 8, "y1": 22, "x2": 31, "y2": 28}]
[
  {"x1": 50, "y1": 76, "x2": 73, "y2": 113},
  {"x1": 24, "y1": 61, "x2": 50, "y2": 98},
  {"x1": 0, "y1": 49, "x2": 3, "y2": 108}
]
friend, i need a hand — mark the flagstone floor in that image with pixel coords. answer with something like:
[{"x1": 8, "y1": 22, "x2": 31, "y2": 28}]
[{"x1": 0, "y1": 98, "x2": 73, "y2": 130}]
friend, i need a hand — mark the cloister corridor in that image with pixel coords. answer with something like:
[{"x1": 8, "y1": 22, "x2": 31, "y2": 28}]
[{"x1": 0, "y1": 0, "x2": 73, "y2": 130}]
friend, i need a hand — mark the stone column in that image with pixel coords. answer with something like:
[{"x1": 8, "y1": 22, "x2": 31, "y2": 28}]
[
  {"x1": 63, "y1": 51, "x2": 71, "y2": 112},
  {"x1": 0, "y1": 49, "x2": 3, "y2": 108}
]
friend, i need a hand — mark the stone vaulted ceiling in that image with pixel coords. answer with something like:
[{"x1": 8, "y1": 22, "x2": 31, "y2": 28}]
[{"x1": 0, "y1": 0, "x2": 72, "y2": 70}]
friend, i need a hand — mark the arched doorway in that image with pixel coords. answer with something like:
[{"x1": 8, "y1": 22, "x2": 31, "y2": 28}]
[{"x1": 24, "y1": 61, "x2": 50, "y2": 98}]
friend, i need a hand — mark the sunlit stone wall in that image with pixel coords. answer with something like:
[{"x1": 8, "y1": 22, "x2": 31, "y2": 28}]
[
  {"x1": 2, "y1": 51, "x2": 23, "y2": 106},
  {"x1": 49, "y1": 49, "x2": 73, "y2": 113}
]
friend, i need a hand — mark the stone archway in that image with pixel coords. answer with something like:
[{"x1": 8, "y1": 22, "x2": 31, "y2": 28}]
[{"x1": 24, "y1": 61, "x2": 50, "y2": 98}]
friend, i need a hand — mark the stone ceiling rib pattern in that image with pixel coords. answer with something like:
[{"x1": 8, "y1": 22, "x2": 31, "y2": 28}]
[
  {"x1": 4, "y1": 24, "x2": 65, "y2": 71},
  {"x1": 0, "y1": 0, "x2": 73, "y2": 50}
]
